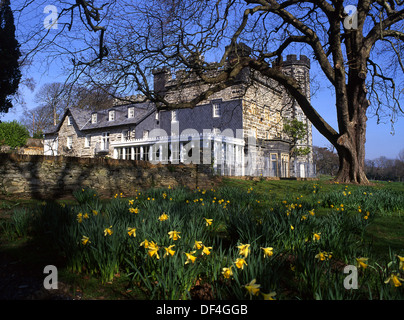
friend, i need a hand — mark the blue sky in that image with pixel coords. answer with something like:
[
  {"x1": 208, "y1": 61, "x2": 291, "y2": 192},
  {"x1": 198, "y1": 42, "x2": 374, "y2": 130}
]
[
  {"x1": 311, "y1": 89, "x2": 404, "y2": 160},
  {"x1": 2, "y1": 1, "x2": 403, "y2": 161}
]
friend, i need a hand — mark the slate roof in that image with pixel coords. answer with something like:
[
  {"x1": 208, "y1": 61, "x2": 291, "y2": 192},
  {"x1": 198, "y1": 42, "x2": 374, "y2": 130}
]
[{"x1": 44, "y1": 102, "x2": 156, "y2": 135}]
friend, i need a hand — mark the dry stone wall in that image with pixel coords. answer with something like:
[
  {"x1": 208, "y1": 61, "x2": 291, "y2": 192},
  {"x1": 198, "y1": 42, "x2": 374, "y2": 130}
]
[{"x1": 0, "y1": 153, "x2": 220, "y2": 199}]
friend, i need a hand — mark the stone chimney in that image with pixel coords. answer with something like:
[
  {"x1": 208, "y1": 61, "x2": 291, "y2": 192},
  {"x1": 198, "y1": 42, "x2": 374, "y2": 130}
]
[
  {"x1": 152, "y1": 67, "x2": 171, "y2": 96},
  {"x1": 226, "y1": 42, "x2": 252, "y2": 62}
]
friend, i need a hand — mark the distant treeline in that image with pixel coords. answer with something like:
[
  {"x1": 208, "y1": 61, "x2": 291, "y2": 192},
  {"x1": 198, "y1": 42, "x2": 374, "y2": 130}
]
[{"x1": 313, "y1": 146, "x2": 404, "y2": 182}]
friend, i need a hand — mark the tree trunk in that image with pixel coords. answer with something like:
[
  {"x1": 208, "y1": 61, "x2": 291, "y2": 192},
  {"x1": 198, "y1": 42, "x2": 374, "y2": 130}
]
[
  {"x1": 334, "y1": 95, "x2": 370, "y2": 184},
  {"x1": 335, "y1": 144, "x2": 369, "y2": 184}
]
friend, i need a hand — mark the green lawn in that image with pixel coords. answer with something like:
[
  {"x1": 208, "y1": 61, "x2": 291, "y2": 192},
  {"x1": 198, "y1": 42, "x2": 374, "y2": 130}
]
[{"x1": 1, "y1": 177, "x2": 403, "y2": 300}]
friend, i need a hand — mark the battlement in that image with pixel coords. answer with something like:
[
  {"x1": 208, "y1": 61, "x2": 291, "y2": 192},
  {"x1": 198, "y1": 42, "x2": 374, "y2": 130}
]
[
  {"x1": 279, "y1": 54, "x2": 310, "y2": 69},
  {"x1": 152, "y1": 47, "x2": 310, "y2": 95}
]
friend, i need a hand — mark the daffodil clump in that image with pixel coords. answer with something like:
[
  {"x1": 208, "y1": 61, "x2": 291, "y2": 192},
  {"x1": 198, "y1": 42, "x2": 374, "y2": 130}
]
[{"x1": 19, "y1": 183, "x2": 404, "y2": 300}]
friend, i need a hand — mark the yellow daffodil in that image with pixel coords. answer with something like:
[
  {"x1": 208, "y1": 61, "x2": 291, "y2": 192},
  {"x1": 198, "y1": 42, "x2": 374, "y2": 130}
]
[
  {"x1": 158, "y1": 213, "x2": 169, "y2": 221},
  {"x1": 313, "y1": 233, "x2": 321, "y2": 241},
  {"x1": 309, "y1": 209, "x2": 315, "y2": 216},
  {"x1": 129, "y1": 207, "x2": 139, "y2": 214},
  {"x1": 104, "y1": 226, "x2": 113, "y2": 236},
  {"x1": 168, "y1": 230, "x2": 181, "y2": 241},
  {"x1": 244, "y1": 279, "x2": 260, "y2": 296},
  {"x1": 290, "y1": 225, "x2": 294, "y2": 230},
  {"x1": 77, "y1": 213, "x2": 83, "y2": 223},
  {"x1": 222, "y1": 266, "x2": 233, "y2": 279},
  {"x1": 92, "y1": 210, "x2": 98, "y2": 216},
  {"x1": 202, "y1": 245, "x2": 212, "y2": 256},
  {"x1": 140, "y1": 239, "x2": 150, "y2": 248},
  {"x1": 194, "y1": 240, "x2": 203, "y2": 250},
  {"x1": 356, "y1": 257, "x2": 368, "y2": 269},
  {"x1": 127, "y1": 227, "x2": 136, "y2": 237},
  {"x1": 204, "y1": 218, "x2": 213, "y2": 226},
  {"x1": 234, "y1": 258, "x2": 247, "y2": 269},
  {"x1": 315, "y1": 251, "x2": 332, "y2": 261},
  {"x1": 398, "y1": 255, "x2": 404, "y2": 271},
  {"x1": 147, "y1": 241, "x2": 160, "y2": 259},
  {"x1": 83, "y1": 213, "x2": 89, "y2": 219},
  {"x1": 261, "y1": 291, "x2": 276, "y2": 300},
  {"x1": 164, "y1": 245, "x2": 176, "y2": 257},
  {"x1": 81, "y1": 236, "x2": 90, "y2": 245},
  {"x1": 384, "y1": 274, "x2": 404, "y2": 287},
  {"x1": 261, "y1": 247, "x2": 274, "y2": 258},
  {"x1": 237, "y1": 243, "x2": 251, "y2": 258},
  {"x1": 185, "y1": 251, "x2": 197, "y2": 264},
  {"x1": 128, "y1": 199, "x2": 134, "y2": 205}
]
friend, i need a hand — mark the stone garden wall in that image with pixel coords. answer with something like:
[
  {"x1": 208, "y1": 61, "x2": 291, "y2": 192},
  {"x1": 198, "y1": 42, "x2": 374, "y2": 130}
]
[{"x1": 0, "y1": 153, "x2": 220, "y2": 199}]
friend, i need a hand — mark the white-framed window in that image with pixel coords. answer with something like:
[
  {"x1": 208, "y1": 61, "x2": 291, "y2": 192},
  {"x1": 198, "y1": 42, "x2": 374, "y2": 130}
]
[
  {"x1": 66, "y1": 136, "x2": 73, "y2": 149},
  {"x1": 84, "y1": 135, "x2": 91, "y2": 148},
  {"x1": 155, "y1": 111, "x2": 159, "y2": 120},
  {"x1": 109, "y1": 110, "x2": 115, "y2": 121},
  {"x1": 270, "y1": 153, "x2": 278, "y2": 176},
  {"x1": 213, "y1": 103, "x2": 221, "y2": 117},
  {"x1": 143, "y1": 130, "x2": 149, "y2": 139},
  {"x1": 67, "y1": 115, "x2": 72, "y2": 125},
  {"x1": 102, "y1": 132, "x2": 110, "y2": 150},
  {"x1": 128, "y1": 107, "x2": 135, "y2": 118},
  {"x1": 171, "y1": 110, "x2": 177, "y2": 122},
  {"x1": 91, "y1": 113, "x2": 97, "y2": 124},
  {"x1": 134, "y1": 147, "x2": 141, "y2": 160}
]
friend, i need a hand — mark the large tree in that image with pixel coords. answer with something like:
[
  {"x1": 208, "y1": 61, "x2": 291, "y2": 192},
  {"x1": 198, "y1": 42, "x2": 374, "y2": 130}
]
[
  {"x1": 0, "y1": 0, "x2": 21, "y2": 114},
  {"x1": 17, "y1": 0, "x2": 404, "y2": 184}
]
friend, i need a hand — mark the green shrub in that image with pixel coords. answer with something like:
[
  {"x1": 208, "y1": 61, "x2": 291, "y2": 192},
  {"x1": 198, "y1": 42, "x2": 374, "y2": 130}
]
[{"x1": 0, "y1": 120, "x2": 30, "y2": 149}]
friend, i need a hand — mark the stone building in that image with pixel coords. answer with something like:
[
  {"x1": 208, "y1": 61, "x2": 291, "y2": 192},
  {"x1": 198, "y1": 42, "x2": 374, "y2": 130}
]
[{"x1": 44, "y1": 49, "x2": 315, "y2": 178}]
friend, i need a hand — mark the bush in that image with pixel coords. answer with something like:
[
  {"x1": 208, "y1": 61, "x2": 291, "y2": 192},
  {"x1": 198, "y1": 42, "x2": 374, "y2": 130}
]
[{"x1": 0, "y1": 120, "x2": 30, "y2": 149}]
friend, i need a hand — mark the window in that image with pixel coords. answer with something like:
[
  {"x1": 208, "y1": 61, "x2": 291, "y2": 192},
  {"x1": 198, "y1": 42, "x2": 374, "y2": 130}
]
[
  {"x1": 171, "y1": 110, "x2": 177, "y2": 122},
  {"x1": 84, "y1": 135, "x2": 91, "y2": 148},
  {"x1": 122, "y1": 130, "x2": 130, "y2": 142},
  {"x1": 67, "y1": 136, "x2": 73, "y2": 149},
  {"x1": 91, "y1": 113, "x2": 97, "y2": 124},
  {"x1": 143, "y1": 130, "x2": 149, "y2": 139},
  {"x1": 143, "y1": 146, "x2": 150, "y2": 161},
  {"x1": 155, "y1": 111, "x2": 159, "y2": 120},
  {"x1": 109, "y1": 110, "x2": 115, "y2": 121},
  {"x1": 270, "y1": 153, "x2": 278, "y2": 177},
  {"x1": 128, "y1": 107, "x2": 135, "y2": 118},
  {"x1": 102, "y1": 132, "x2": 110, "y2": 150},
  {"x1": 134, "y1": 147, "x2": 141, "y2": 160},
  {"x1": 67, "y1": 115, "x2": 72, "y2": 126},
  {"x1": 213, "y1": 103, "x2": 221, "y2": 117},
  {"x1": 124, "y1": 147, "x2": 132, "y2": 160},
  {"x1": 281, "y1": 153, "x2": 289, "y2": 178}
]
